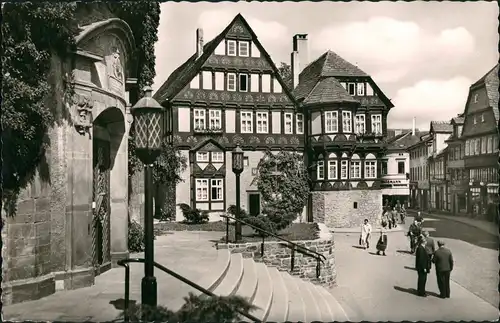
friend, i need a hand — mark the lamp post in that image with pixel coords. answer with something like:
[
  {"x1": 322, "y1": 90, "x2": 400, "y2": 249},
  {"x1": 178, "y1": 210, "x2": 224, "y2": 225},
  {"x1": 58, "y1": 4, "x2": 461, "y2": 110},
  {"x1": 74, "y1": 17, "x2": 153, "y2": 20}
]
[
  {"x1": 232, "y1": 145, "x2": 244, "y2": 242},
  {"x1": 130, "y1": 86, "x2": 164, "y2": 307}
]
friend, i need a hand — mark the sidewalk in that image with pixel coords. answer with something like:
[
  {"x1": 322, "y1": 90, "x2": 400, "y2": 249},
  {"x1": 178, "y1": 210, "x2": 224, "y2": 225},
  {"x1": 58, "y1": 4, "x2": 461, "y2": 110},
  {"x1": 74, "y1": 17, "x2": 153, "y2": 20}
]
[{"x1": 408, "y1": 210, "x2": 498, "y2": 236}]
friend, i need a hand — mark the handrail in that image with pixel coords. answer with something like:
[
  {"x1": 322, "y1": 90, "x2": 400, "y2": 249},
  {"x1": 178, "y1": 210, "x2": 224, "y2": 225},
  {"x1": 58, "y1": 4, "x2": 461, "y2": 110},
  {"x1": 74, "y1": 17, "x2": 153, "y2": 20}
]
[
  {"x1": 220, "y1": 214, "x2": 326, "y2": 262},
  {"x1": 117, "y1": 258, "x2": 261, "y2": 322}
]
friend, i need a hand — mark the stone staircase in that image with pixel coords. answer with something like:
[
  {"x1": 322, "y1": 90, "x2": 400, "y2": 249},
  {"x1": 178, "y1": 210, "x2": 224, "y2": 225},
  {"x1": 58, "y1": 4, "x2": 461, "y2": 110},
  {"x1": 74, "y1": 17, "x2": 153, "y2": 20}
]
[{"x1": 207, "y1": 250, "x2": 348, "y2": 322}]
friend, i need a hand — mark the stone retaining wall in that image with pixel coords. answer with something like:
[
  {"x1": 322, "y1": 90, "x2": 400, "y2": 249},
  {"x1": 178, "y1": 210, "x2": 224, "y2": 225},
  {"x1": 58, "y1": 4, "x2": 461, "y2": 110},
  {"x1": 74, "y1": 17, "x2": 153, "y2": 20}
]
[{"x1": 218, "y1": 238, "x2": 336, "y2": 287}]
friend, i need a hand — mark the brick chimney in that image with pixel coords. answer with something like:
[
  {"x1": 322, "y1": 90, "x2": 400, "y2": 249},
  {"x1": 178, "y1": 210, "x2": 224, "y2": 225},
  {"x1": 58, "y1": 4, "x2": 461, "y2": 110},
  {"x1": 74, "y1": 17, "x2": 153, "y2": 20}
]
[
  {"x1": 291, "y1": 34, "x2": 309, "y2": 89},
  {"x1": 412, "y1": 117, "x2": 416, "y2": 136},
  {"x1": 196, "y1": 28, "x2": 204, "y2": 58}
]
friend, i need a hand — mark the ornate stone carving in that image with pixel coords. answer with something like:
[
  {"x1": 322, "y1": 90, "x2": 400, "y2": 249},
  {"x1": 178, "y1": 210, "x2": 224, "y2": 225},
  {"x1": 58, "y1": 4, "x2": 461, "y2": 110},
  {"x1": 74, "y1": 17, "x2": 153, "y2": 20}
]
[
  {"x1": 278, "y1": 137, "x2": 288, "y2": 145},
  {"x1": 218, "y1": 136, "x2": 230, "y2": 145},
  {"x1": 221, "y1": 57, "x2": 231, "y2": 65},
  {"x1": 229, "y1": 23, "x2": 245, "y2": 35},
  {"x1": 334, "y1": 134, "x2": 347, "y2": 142},
  {"x1": 186, "y1": 136, "x2": 198, "y2": 144},
  {"x1": 183, "y1": 90, "x2": 195, "y2": 99},
  {"x1": 208, "y1": 92, "x2": 219, "y2": 101},
  {"x1": 111, "y1": 48, "x2": 123, "y2": 81},
  {"x1": 221, "y1": 93, "x2": 231, "y2": 101},
  {"x1": 249, "y1": 136, "x2": 260, "y2": 144},
  {"x1": 233, "y1": 93, "x2": 242, "y2": 102},
  {"x1": 195, "y1": 91, "x2": 206, "y2": 100},
  {"x1": 234, "y1": 58, "x2": 243, "y2": 66},
  {"x1": 290, "y1": 137, "x2": 300, "y2": 145},
  {"x1": 173, "y1": 135, "x2": 182, "y2": 144},
  {"x1": 268, "y1": 95, "x2": 277, "y2": 103},
  {"x1": 244, "y1": 95, "x2": 254, "y2": 103},
  {"x1": 72, "y1": 94, "x2": 93, "y2": 135},
  {"x1": 207, "y1": 56, "x2": 218, "y2": 64},
  {"x1": 265, "y1": 136, "x2": 275, "y2": 145},
  {"x1": 232, "y1": 135, "x2": 244, "y2": 145}
]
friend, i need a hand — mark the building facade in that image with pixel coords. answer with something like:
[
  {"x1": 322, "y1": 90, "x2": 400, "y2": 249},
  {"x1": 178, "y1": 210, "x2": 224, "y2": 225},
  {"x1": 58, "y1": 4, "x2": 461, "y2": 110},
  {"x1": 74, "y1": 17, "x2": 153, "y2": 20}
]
[
  {"x1": 3, "y1": 5, "x2": 136, "y2": 305},
  {"x1": 462, "y1": 65, "x2": 499, "y2": 222},
  {"x1": 445, "y1": 115, "x2": 468, "y2": 215},
  {"x1": 408, "y1": 132, "x2": 432, "y2": 210},
  {"x1": 154, "y1": 14, "x2": 394, "y2": 228}
]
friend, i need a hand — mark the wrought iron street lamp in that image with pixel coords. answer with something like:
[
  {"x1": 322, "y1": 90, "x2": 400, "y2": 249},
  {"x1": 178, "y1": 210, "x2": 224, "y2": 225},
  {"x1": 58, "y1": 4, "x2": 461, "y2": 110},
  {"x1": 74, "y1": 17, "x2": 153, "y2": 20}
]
[
  {"x1": 232, "y1": 145, "x2": 244, "y2": 242},
  {"x1": 130, "y1": 86, "x2": 164, "y2": 307}
]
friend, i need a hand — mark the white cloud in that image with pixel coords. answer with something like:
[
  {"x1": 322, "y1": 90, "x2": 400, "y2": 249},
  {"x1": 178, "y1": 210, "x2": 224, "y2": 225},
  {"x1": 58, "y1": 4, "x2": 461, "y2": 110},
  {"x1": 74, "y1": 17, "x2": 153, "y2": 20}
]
[
  {"x1": 388, "y1": 77, "x2": 471, "y2": 130},
  {"x1": 313, "y1": 17, "x2": 476, "y2": 83},
  {"x1": 152, "y1": 6, "x2": 172, "y2": 92}
]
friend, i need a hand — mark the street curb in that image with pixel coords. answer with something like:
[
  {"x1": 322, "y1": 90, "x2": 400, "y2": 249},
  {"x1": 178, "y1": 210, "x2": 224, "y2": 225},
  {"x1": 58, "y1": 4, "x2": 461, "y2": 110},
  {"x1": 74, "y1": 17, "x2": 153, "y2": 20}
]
[{"x1": 408, "y1": 210, "x2": 498, "y2": 237}]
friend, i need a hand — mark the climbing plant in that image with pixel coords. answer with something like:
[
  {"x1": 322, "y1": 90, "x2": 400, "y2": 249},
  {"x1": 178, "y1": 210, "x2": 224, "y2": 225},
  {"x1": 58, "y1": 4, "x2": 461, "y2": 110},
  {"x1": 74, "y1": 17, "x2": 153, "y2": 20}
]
[{"x1": 255, "y1": 150, "x2": 310, "y2": 230}]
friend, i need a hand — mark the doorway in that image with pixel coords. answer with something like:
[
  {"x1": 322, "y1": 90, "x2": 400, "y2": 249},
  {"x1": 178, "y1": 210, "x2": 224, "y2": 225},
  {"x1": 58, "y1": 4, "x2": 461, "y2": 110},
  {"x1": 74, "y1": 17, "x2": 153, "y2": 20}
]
[{"x1": 248, "y1": 193, "x2": 261, "y2": 216}]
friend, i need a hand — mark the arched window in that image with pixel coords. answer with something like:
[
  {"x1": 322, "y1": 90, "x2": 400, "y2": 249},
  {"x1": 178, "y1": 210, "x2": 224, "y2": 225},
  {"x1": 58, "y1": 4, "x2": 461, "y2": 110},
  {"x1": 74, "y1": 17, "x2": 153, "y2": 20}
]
[
  {"x1": 350, "y1": 154, "x2": 361, "y2": 179},
  {"x1": 364, "y1": 153, "x2": 377, "y2": 179}
]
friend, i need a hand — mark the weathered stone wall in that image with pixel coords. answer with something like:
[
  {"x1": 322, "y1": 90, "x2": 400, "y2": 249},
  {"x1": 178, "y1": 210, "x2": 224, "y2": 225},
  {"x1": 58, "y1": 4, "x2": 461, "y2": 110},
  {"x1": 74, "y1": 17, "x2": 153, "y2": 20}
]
[
  {"x1": 219, "y1": 238, "x2": 336, "y2": 287},
  {"x1": 312, "y1": 190, "x2": 383, "y2": 228}
]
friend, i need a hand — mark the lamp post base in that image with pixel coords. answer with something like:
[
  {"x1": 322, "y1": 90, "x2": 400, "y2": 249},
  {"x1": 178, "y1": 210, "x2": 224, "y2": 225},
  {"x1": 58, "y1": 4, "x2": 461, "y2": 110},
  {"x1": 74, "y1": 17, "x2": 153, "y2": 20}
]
[{"x1": 141, "y1": 276, "x2": 158, "y2": 307}]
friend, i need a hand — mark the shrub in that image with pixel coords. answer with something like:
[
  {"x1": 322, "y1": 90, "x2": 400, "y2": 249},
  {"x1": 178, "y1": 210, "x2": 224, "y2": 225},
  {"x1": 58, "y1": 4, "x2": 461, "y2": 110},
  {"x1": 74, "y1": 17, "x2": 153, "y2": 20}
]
[
  {"x1": 226, "y1": 205, "x2": 249, "y2": 219},
  {"x1": 244, "y1": 215, "x2": 277, "y2": 237},
  {"x1": 128, "y1": 220, "x2": 145, "y2": 252},
  {"x1": 154, "y1": 206, "x2": 175, "y2": 222},
  {"x1": 121, "y1": 292, "x2": 257, "y2": 322},
  {"x1": 178, "y1": 203, "x2": 209, "y2": 224}
]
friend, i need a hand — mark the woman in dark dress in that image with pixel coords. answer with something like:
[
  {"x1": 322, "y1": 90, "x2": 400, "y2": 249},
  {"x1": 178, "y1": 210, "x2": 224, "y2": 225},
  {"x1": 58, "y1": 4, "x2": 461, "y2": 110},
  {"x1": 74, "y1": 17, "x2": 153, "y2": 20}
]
[{"x1": 376, "y1": 222, "x2": 388, "y2": 256}]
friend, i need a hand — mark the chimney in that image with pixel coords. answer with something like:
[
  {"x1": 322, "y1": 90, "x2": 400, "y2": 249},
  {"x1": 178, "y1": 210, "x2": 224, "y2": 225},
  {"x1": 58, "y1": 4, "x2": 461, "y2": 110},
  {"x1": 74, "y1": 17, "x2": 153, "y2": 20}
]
[
  {"x1": 290, "y1": 34, "x2": 309, "y2": 89},
  {"x1": 196, "y1": 28, "x2": 204, "y2": 58},
  {"x1": 412, "y1": 117, "x2": 416, "y2": 136}
]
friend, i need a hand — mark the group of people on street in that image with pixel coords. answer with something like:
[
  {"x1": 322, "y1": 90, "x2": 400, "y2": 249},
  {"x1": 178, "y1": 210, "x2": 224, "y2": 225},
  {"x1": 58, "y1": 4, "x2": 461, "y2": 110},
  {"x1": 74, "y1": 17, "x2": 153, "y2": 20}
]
[
  {"x1": 381, "y1": 200, "x2": 407, "y2": 230},
  {"x1": 415, "y1": 232, "x2": 454, "y2": 299}
]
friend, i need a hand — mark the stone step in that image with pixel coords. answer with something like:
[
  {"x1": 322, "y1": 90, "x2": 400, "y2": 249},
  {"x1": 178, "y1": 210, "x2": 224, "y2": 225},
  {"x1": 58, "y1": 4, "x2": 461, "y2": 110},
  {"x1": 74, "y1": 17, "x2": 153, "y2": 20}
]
[
  {"x1": 317, "y1": 285, "x2": 350, "y2": 321},
  {"x1": 311, "y1": 284, "x2": 334, "y2": 322},
  {"x1": 234, "y1": 258, "x2": 259, "y2": 303},
  {"x1": 250, "y1": 262, "x2": 273, "y2": 322},
  {"x1": 266, "y1": 267, "x2": 289, "y2": 322},
  {"x1": 281, "y1": 271, "x2": 306, "y2": 322},
  {"x1": 296, "y1": 278, "x2": 322, "y2": 322},
  {"x1": 212, "y1": 253, "x2": 244, "y2": 297}
]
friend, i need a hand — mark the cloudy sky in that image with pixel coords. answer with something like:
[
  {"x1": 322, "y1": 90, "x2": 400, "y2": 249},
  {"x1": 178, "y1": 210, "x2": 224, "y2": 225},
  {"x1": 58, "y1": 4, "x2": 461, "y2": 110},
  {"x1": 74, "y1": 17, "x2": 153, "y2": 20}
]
[{"x1": 152, "y1": 1, "x2": 498, "y2": 130}]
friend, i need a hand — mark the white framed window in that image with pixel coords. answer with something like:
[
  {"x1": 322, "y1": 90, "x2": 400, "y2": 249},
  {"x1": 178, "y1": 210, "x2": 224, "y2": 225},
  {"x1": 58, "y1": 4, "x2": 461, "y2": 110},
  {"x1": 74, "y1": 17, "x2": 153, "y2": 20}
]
[
  {"x1": 296, "y1": 113, "x2": 304, "y2": 134},
  {"x1": 196, "y1": 152, "x2": 209, "y2": 162},
  {"x1": 250, "y1": 74, "x2": 259, "y2": 92},
  {"x1": 262, "y1": 74, "x2": 271, "y2": 93},
  {"x1": 195, "y1": 179, "x2": 209, "y2": 201},
  {"x1": 317, "y1": 161, "x2": 324, "y2": 180},
  {"x1": 481, "y1": 137, "x2": 487, "y2": 154},
  {"x1": 227, "y1": 40, "x2": 236, "y2": 56},
  {"x1": 350, "y1": 160, "x2": 361, "y2": 179},
  {"x1": 190, "y1": 74, "x2": 200, "y2": 89},
  {"x1": 273, "y1": 78, "x2": 282, "y2": 93},
  {"x1": 211, "y1": 179, "x2": 224, "y2": 201},
  {"x1": 240, "y1": 111, "x2": 253, "y2": 133},
  {"x1": 487, "y1": 136, "x2": 493, "y2": 153},
  {"x1": 365, "y1": 161, "x2": 377, "y2": 179},
  {"x1": 211, "y1": 152, "x2": 224, "y2": 162},
  {"x1": 209, "y1": 109, "x2": 221, "y2": 129},
  {"x1": 328, "y1": 160, "x2": 337, "y2": 180},
  {"x1": 202, "y1": 71, "x2": 212, "y2": 90},
  {"x1": 256, "y1": 112, "x2": 268, "y2": 133},
  {"x1": 238, "y1": 41, "x2": 249, "y2": 57},
  {"x1": 227, "y1": 73, "x2": 236, "y2": 91},
  {"x1": 194, "y1": 109, "x2": 206, "y2": 130},
  {"x1": 239, "y1": 74, "x2": 249, "y2": 92},
  {"x1": 340, "y1": 160, "x2": 348, "y2": 179},
  {"x1": 347, "y1": 83, "x2": 356, "y2": 95},
  {"x1": 371, "y1": 114, "x2": 382, "y2": 134},
  {"x1": 215, "y1": 72, "x2": 224, "y2": 90},
  {"x1": 284, "y1": 113, "x2": 293, "y2": 134},
  {"x1": 357, "y1": 83, "x2": 365, "y2": 96},
  {"x1": 342, "y1": 111, "x2": 352, "y2": 133},
  {"x1": 325, "y1": 111, "x2": 338, "y2": 133},
  {"x1": 355, "y1": 114, "x2": 365, "y2": 134}
]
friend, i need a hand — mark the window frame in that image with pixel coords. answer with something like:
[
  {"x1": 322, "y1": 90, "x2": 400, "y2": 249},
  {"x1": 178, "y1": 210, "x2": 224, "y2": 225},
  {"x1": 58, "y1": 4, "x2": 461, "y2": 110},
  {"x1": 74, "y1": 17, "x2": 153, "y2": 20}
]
[
  {"x1": 196, "y1": 151, "x2": 209, "y2": 162},
  {"x1": 371, "y1": 114, "x2": 382, "y2": 135},
  {"x1": 240, "y1": 111, "x2": 253, "y2": 134},
  {"x1": 397, "y1": 161, "x2": 405, "y2": 174},
  {"x1": 296, "y1": 113, "x2": 304, "y2": 134},
  {"x1": 347, "y1": 83, "x2": 356, "y2": 95},
  {"x1": 342, "y1": 110, "x2": 352, "y2": 133},
  {"x1": 211, "y1": 152, "x2": 224, "y2": 163},
  {"x1": 238, "y1": 41, "x2": 249, "y2": 57},
  {"x1": 239, "y1": 73, "x2": 249, "y2": 92},
  {"x1": 317, "y1": 160, "x2": 325, "y2": 180},
  {"x1": 256, "y1": 111, "x2": 269, "y2": 134},
  {"x1": 481, "y1": 137, "x2": 487, "y2": 154},
  {"x1": 208, "y1": 109, "x2": 222, "y2": 130},
  {"x1": 227, "y1": 73, "x2": 236, "y2": 91},
  {"x1": 210, "y1": 179, "x2": 224, "y2": 201},
  {"x1": 357, "y1": 83, "x2": 365, "y2": 96},
  {"x1": 195, "y1": 179, "x2": 209, "y2": 201},
  {"x1": 355, "y1": 114, "x2": 365, "y2": 134},
  {"x1": 340, "y1": 160, "x2": 349, "y2": 180},
  {"x1": 350, "y1": 160, "x2": 361, "y2": 179},
  {"x1": 284, "y1": 112, "x2": 293, "y2": 134},
  {"x1": 227, "y1": 40, "x2": 237, "y2": 56},
  {"x1": 194, "y1": 108, "x2": 206, "y2": 130},
  {"x1": 325, "y1": 111, "x2": 339, "y2": 133},
  {"x1": 328, "y1": 160, "x2": 338, "y2": 180},
  {"x1": 364, "y1": 161, "x2": 377, "y2": 179}
]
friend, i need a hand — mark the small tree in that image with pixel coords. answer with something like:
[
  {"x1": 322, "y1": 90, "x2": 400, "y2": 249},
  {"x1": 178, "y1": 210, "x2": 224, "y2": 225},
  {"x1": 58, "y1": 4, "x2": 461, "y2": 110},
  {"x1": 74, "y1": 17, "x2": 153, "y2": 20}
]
[
  {"x1": 255, "y1": 151, "x2": 310, "y2": 230},
  {"x1": 277, "y1": 62, "x2": 292, "y2": 89}
]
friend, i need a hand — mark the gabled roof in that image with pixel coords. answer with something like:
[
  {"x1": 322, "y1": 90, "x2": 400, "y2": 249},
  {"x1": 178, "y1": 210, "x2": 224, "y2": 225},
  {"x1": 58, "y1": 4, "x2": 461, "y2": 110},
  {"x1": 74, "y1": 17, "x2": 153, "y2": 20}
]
[
  {"x1": 451, "y1": 116, "x2": 464, "y2": 124},
  {"x1": 430, "y1": 121, "x2": 453, "y2": 133},
  {"x1": 153, "y1": 14, "x2": 297, "y2": 106},
  {"x1": 388, "y1": 131, "x2": 427, "y2": 150},
  {"x1": 480, "y1": 64, "x2": 499, "y2": 121},
  {"x1": 306, "y1": 50, "x2": 369, "y2": 78}
]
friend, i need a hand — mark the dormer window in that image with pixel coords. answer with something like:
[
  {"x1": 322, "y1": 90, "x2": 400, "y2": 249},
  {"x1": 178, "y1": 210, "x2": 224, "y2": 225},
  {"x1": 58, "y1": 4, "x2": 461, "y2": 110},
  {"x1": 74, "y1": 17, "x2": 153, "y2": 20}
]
[
  {"x1": 211, "y1": 152, "x2": 224, "y2": 162},
  {"x1": 473, "y1": 93, "x2": 478, "y2": 103},
  {"x1": 357, "y1": 83, "x2": 365, "y2": 96},
  {"x1": 347, "y1": 83, "x2": 356, "y2": 95},
  {"x1": 342, "y1": 111, "x2": 352, "y2": 133},
  {"x1": 227, "y1": 40, "x2": 237, "y2": 56},
  {"x1": 238, "y1": 41, "x2": 249, "y2": 57},
  {"x1": 325, "y1": 111, "x2": 338, "y2": 133}
]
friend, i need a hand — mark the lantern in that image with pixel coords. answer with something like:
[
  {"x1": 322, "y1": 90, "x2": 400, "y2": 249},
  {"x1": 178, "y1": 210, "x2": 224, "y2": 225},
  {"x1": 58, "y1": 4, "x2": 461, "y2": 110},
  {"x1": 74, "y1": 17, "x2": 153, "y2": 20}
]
[{"x1": 232, "y1": 145, "x2": 244, "y2": 174}]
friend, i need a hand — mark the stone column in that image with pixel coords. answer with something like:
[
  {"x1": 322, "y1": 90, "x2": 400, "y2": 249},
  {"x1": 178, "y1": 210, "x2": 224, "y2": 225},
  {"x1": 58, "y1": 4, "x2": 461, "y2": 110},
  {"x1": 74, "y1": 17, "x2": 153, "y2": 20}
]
[{"x1": 109, "y1": 121, "x2": 129, "y2": 266}]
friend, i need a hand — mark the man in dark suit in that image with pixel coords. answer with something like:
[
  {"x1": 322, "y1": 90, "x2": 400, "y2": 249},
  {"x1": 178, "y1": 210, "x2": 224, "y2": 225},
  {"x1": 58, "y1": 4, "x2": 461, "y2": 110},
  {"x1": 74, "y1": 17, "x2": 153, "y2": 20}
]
[
  {"x1": 423, "y1": 231, "x2": 435, "y2": 273},
  {"x1": 432, "y1": 240, "x2": 454, "y2": 298},
  {"x1": 415, "y1": 236, "x2": 430, "y2": 297}
]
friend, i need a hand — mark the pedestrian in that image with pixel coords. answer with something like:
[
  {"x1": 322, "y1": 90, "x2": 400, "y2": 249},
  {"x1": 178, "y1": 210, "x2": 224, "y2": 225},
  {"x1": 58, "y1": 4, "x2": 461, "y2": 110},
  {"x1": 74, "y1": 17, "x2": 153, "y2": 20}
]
[
  {"x1": 391, "y1": 208, "x2": 398, "y2": 229},
  {"x1": 380, "y1": 211, "x2": 389, "y2": 229},
  {"x1": 400, "y1": 204, "x2": 406, "y2": 224},
  {"x1": 432, "y1": 240, "x2": 454, "y2": 298},
  {"x1": 415, "y1": 236, "x2": 430, "y2": 297},
  {"x1": 408, "y1": 219, "x2": 422, "y2": 253},
  {"x1": 423, "y1": 231, "x2": 435, "y2": 273},
  {"x1": 376, "y1": 225, "x2": 388, "y2": 256},
  {"x1": 415, "y1": 211, "x2": 424, "y2": 223},
  {"x1": 360, "y1": 219, "x2": 372, "y2": 250}
]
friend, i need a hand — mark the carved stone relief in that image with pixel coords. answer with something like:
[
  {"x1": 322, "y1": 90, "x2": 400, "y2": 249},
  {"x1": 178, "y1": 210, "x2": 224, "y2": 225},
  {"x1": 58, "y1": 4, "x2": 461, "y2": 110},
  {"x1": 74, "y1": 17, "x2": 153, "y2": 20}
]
[
  {"x1": 265, "y1": 137, "x2": 275, "y2": 145},
  {"x1": 72, "y1": 93, "x2": 93, "y2": 135},
  {"x1": 249, "y1": 136, "x2": 260, "y2": 144},
  {"x1": 232, "y1": 135, "x2": 244, "y2": 145},
  {"x1": 290, "y1": 137, "x2": 300, "y2": 145}
]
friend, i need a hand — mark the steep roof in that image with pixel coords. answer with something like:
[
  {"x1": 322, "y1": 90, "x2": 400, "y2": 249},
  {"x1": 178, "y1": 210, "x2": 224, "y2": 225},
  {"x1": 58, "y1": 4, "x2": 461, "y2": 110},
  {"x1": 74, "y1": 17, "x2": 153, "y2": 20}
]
[
  {"x1": 308, "y1": 50, "x2": 369, "y2": 78},
  {"x1": 475, "y1": 64, "x2": 499, "y2": 121},
  {"x1": 451, "y1": 116, "x2": 464, "y2": 124},
  {"x1": 153, "y1": 14, "x2": 297, "y2": 105},
  {"x1": 387, "y1": 131, "x2": 426, "y2": 150},
  {"x1": 430, "y1": 121, "x2": 453, "y2": 133}
]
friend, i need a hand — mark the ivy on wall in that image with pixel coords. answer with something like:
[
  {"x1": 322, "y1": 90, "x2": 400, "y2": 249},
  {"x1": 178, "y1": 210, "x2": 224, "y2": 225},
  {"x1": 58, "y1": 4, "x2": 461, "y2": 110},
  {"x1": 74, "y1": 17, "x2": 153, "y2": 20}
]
[{"x1": 255, "y1": 151, "x2": 311, "y2": 229}]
